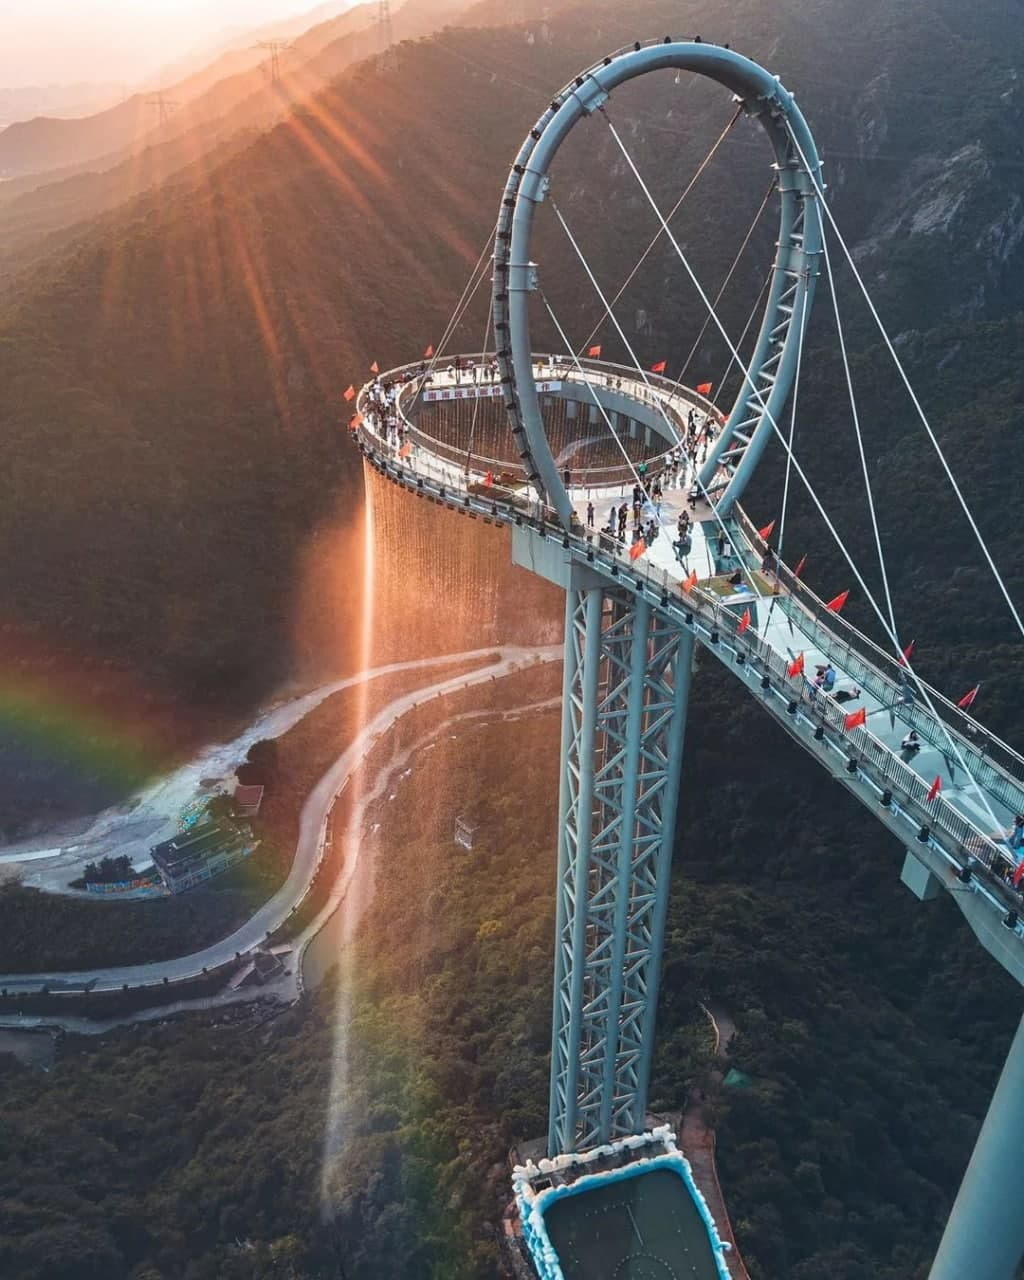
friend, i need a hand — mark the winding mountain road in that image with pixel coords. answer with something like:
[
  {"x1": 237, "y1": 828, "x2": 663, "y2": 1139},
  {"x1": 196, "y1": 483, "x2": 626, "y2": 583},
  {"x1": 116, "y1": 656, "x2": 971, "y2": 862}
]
[{"x1": 0, "y1": 645, "x2": 560, "y2": 995}]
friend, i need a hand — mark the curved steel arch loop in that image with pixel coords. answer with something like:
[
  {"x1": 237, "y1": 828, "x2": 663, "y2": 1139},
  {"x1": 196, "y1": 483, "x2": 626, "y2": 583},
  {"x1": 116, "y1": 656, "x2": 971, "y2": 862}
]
[{"x1": 492, "y1": 41, "x2": 823, "y2": 529}]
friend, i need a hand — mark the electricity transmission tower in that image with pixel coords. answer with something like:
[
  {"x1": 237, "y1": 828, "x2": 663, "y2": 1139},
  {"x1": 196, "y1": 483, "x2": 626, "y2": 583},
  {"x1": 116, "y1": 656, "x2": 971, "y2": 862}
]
[
  {"x1": 257, "y1": 40, "x2": 292, "y2": 85},
  {"x1": 376, "y1": 0, "x2": 397, "y2": 72},
  {"x1": 146, "y1": 92, "x2": 180, "y2": 128}
]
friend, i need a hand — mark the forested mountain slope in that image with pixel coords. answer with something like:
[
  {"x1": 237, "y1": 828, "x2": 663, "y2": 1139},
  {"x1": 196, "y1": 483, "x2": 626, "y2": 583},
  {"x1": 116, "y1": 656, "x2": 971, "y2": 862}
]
[
  {"x1": 0, "y1": 0, "x2": 474, "y2": 270},
  {"x1": 2, "y1": 0, "x2": 1022, "y2": 753}
]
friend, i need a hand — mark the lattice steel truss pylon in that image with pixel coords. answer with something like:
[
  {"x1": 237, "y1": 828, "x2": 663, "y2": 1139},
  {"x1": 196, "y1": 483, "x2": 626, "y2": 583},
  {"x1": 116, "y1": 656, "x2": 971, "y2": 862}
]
[{"x1": 549, "y1": 585, "x2": 694, "y2": 1155}]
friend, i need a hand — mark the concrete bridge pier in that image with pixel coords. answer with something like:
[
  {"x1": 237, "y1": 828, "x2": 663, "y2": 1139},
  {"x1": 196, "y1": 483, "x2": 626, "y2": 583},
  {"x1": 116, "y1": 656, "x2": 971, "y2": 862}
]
[{"x1": 929, "y1": 1009, "x2": 1024, "y2": 1280}]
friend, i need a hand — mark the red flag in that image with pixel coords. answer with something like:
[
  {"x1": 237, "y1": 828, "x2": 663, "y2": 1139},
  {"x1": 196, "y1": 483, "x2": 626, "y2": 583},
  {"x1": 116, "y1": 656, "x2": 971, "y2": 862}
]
[
  {"x1": 957, "y1": 684, "x2": 980, "y2": 710},
  {"x1": 696, "y1": 381, "x2": 713, "y2": 396},
  {"x1": 826, "y1": 590, "x2": 850, "y2": 613},
  {"x1": 484, "y1": 470, "x2": 493, "y2": 488},
  {"x1": 787, "y1": 653, "x2": 805, "y2": 678},
  {"x1": 681, "y1": 570, "x2": 698, "y2": 594},
  {"x1": 737, "y1": 607, "x2": 751, "y2": 635},
  {"x1": 587, "y1": 344, "x2": 602, "y2": 358},
  {"x1": 927, "y1": 775, "x2": 942, "y2": 803},
  {"x1": 348, "y1": 412, "x2": 362, "y2": 431},
  {"x1": 844, "y1": 707, "x2": 867, "y2": 731},
  {"x1": 899, "y1": 640, "x2": 916, "y2": 667},
  {"x1": 343, "y1": 385, "x2": 356, "y2": 402},
  {"x1": 793, "y1": 553, "x2": 807, "y2": 579},
  {"x1": 398, "y1": 441, "x2": 412, "y2": 459},
  {"x1": 423, "y1": 344, "x2": 434, "y2": 358},
  {"x1": 370, "y1": 360, "x2": 379, "y2": 374},
  {"x1": 757, "y1": 520, "x2": 776, "y2": 542},
  {"x1": 651, "y1": 360, "x2": 667, "y2": 374},
  {"x1": 1013, "y1": 860, "x2": 1024, "y2": 889},
  {"x1": 629, "y1": 539, "x2": 646, "y2": 561}
]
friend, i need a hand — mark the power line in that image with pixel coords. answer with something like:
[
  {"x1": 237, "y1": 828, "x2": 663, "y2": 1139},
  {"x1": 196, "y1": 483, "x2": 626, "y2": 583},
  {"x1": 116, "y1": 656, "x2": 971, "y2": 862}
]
[
  {"x1": 256, "y1": 40, "x2": 292, "y2": 85},
  {"x1": 146, "y1": 92, "x2": 180, "y2": 128}
]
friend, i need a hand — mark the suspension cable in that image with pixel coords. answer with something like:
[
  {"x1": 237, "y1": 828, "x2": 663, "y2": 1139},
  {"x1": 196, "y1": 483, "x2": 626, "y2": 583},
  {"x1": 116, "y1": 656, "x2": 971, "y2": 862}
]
[
  {"x1": 710, "y1": 266, "x2": 771, "y2": 409},
  {"x1": 464, "y1": 286, "x2": 495, "y2": 476},
  {"x1": 676, "y1": 178, "x2": 776, "y2": 384},
  {"x1": 550, "y1": 196, "x2": 682, "y2": 454},
  {"x1": 577, "y1": 105, "x2": 742, "y2": 357},
  {"x1": 601, "y1": 109, "x2": 1005, "y2": 831},
  {"x1": 783, "y1": 122, "x2": 1024, "y2": 645},
  {"x1": 428, "y1": 219, "x2": 497, "y2": 369},
  {"x1": 544, "y1": 291, "x2": 754, "y2": 577},
  {"x1": 540, "y1": 290, "x2": 647, "y2": 492},
  {"x1": 405, "y1": 221, "x2": 496, "y2": 422},
  {"x1": 551, "y1": 189, "x2": 754, "y2": 571},
  {"x1": 822, "y1": 228, "x2": 898, "y2": 640},
  {"x1": 764, "y1": 282, "x2": 809, "y2": 632}
]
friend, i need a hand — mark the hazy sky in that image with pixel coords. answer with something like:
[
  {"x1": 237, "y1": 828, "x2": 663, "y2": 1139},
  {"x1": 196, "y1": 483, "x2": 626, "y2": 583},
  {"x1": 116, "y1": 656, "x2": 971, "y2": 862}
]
[{"x1": 1, "y1": 1, "x2": 321, "y2": 88}]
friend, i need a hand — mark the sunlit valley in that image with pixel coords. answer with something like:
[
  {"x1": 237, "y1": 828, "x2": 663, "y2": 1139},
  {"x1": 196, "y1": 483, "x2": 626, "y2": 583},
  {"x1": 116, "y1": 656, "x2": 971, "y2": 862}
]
[{"x1": 2, "y1": 1, "x2": 1024, "y2": 1277}]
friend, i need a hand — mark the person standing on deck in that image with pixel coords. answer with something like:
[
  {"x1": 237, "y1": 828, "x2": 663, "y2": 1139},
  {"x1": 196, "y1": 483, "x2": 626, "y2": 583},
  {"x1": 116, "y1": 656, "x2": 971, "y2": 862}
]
[{"x1": 587, "y1": 500, "x2": 595, "y2": 528}]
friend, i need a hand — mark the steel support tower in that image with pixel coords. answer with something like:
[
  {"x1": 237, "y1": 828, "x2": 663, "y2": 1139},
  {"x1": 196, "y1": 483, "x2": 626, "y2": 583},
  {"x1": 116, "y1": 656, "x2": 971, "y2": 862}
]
[
  {"x1": 929, "y1": 1010, "x2": 1024, "y2": 1278},
  {"x1": 548, "y1": 586, "x2": 693, "y2": 1153},
  {"x1": 493, "y1": 41, "x2": 823, "y2": 1158},
  {"x1": 479, "y1": 35, "x2": 1024, "y2": 1276}
]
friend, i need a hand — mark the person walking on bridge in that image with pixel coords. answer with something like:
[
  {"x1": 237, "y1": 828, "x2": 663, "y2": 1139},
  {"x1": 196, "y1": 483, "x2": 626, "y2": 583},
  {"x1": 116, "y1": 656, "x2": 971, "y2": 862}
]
[{"x1": 587, "y1": 500, "x2": 595, "y2": 528}]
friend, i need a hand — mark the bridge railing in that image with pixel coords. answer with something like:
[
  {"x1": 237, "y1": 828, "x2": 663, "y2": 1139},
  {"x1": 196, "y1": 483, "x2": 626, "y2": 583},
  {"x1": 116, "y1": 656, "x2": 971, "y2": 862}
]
[
  {"x1": 732, "y1": 508, "x2": 1024, "y2": 816},
  {"x1": 366, "y1": 356, "x2": 719, "y2": 489},
  {"x1": 368, "y1": 373, "x2": 680, "y2": 494},
  {"x1": 357, "y1": 429, "x2": 1024, "y2": 913},
  {"x1": 362, "y1": 379, "x2": 1024, "y2": 832}
]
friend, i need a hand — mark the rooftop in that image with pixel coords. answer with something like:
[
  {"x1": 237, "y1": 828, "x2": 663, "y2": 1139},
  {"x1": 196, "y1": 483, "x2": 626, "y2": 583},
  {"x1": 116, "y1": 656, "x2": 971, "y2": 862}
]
[
  {"x1": 544, "y1": 1166, "x2": 726, "y2": 1280},
  {"x1": 513, "y1": 1128, "x2": 731, "y2": 1280}
]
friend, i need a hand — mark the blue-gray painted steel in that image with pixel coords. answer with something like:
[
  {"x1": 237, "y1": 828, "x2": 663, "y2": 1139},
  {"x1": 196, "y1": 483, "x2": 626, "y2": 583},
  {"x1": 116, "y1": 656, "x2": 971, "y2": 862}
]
[
  {"x1": 492, "y1": 39, "x2": 823, "y2": 529},
  {"x1": 548, "y1": 587, "x2": 695, "y2": 1155},
  {"x1": 929, "y1": 1010, "x2": 1024, "y2": 1280},
  {"x1": 358, "y1": 362, "x2": 1024, "y2": 1264}
]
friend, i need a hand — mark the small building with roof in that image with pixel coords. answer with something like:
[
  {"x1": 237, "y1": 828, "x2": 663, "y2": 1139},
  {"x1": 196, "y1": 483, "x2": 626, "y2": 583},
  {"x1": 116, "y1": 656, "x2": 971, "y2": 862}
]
[
  {"x1": 150, "y1": 821, "x2": 254, "y2": 894},
  {"x1": 233, "y1": 783, "x2": 265, "y2": 819}
]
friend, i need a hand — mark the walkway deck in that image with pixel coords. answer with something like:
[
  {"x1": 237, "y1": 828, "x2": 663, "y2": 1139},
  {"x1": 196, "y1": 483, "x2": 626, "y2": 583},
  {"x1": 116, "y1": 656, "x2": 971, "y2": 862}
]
[{"x1": 356, "y1": 359, "x2": 1024, "y2": 984}]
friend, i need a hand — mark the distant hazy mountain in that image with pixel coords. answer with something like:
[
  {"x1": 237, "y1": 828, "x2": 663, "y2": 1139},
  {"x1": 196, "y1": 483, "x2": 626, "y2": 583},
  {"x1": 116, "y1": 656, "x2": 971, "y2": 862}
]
[
  {"x1": 0, "y1": 0, "x2": 470, "y2": 272},
  {"x1": 197, "y1": 0, "x2": 362, "y2": 62},
  {"x1": 0, "y1": 0, "x2": 1021, "y2": 728},
  {"x1": 0, "y1": 9, "x2": 359, "y2": 183},
  {"x1": 137, "y1": 1, "x2": 360, "y2": 96},
  {"x1": 0, "y1": 83, "x2": 126, "y2": 130}
]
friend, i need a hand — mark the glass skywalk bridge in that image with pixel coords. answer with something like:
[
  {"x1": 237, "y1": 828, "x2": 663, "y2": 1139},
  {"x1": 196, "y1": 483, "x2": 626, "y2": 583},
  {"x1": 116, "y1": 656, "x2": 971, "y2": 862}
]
[{"x1": 356, "y1": 357, "x2": 1024, "y2": 988}]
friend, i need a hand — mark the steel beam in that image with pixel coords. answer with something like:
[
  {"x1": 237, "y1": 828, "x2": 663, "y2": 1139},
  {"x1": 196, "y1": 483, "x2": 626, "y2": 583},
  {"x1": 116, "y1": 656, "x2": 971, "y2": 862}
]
[
  {"x1": 548, "y1": 585, "x2": 694, "y2": 1155},
  {"x1": 492, "y1": 40, "x2": 823, "y2": 529},
  {"x1": 928, "y1": 1010, "x2": 1024, "y2": 1280}
]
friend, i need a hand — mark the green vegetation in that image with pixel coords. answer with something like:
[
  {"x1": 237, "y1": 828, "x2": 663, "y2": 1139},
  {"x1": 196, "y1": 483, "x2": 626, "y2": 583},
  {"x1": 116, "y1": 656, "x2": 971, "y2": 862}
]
[
  {"x1": 0, "y1": 657, "x2": 494, "y2": 973},
  {"x1": 1, "y1": 664, "x2": 1019, "y2": 1279},
  {"x1": 73, "y1": 855, "x2": 138, "y2": 889},
  {"x1": 2, "y1": 0, "x2": 1024, "y2": 1275}
]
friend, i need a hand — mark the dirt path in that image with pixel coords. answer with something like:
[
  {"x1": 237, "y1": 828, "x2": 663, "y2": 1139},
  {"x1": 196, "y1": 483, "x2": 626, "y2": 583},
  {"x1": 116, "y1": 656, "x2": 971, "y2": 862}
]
[{"x1": 679, "y1": 1002, "x2": 751, "y2": 1280}]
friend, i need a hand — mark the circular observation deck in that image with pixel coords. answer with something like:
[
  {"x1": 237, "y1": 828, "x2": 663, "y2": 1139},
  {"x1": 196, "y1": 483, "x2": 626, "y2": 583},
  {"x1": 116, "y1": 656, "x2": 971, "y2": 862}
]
[
  {"x1": 352, "y1": 355, "x2": 1024, "y2": 946},
  {"x1": 356, "y1": 355, "x2": 722, "y2": 510}
]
